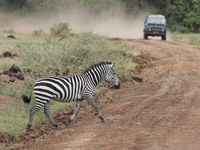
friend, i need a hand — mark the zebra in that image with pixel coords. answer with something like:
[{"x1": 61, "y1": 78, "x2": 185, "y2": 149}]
[{"x1": 22, "y1": 62, "x2": 120, "y2": 130}]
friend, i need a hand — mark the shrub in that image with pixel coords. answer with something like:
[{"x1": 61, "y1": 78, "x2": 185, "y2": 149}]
[
  {"x1": 16, "y1": 32, "x2": 138, "y2": 81},
  {"x1": 4, "y1": 29, "x2": 15, "y2": 33},
  {"x1": 33, "y1": 30, "x2": 45, "y2": 36},
  {"x1": 50, "y1": 22, "x2": 72, "y2": 38}
]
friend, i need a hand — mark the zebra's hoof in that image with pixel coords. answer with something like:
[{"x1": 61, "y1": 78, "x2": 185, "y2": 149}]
[
  {"x1": 99, "y1": 116, "x2": 106, "y2": 123},
  {"x1": 26, "y1": 124, "x2": 32, "y2": 130},
  {"x1": 66, "y1": 120, "x2": 72, "y2": 127},
  {"x1": 26, "y1": 127, "x2": 30, "y2": 130},
  {"x1": 56, "y1": 125, "x2": 61, "y2": 129},
  {"x1": 66, "y1": 122, "x2": 70, "y2": 127},
  {"x1": 102, "y1": 119, "x2": 107, "y2": 123}
]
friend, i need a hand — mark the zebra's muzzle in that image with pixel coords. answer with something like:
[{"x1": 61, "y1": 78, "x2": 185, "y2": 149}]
[{"x1": 114, "y1": 82, "x2": 120, "y2": 89}]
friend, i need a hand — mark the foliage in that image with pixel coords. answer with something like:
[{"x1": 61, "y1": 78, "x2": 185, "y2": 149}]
[
  {"x1": 184, "y1": 1, "x2": 200, "y2": 32},
  {"x1": 4, "y1": 29, "x2": 15, "y2": 33},
  {"x1": 50, "y1": 22, "x2": 72, "y2": 38},
  {"x1": 16, "y1": 31, "x2": 138, "y2": 80},
  {"x1": 171, "y1": 33, "x2": 200, "y2": 46},
  {"x1": 33, "y1": 30, "x2": 45, "y2": 36},
  {"x1": 121, "y1": 0, "x2": 200, "y2": 33}
]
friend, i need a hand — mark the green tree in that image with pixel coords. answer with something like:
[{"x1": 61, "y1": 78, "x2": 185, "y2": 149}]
[
  {"x1": 6, "y1": 0, "x2": 27, "y2": 8},
  {"x1": 121, "y1": 0, "x2": 200, "y2": 32},
  {"x1": 183, "y1": 0, "x2": 200, "y2": 32}
]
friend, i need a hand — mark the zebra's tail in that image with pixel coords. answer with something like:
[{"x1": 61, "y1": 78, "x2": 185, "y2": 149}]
[
  {"x1": 22, "y1": 85, "x2": 34, "y2": 104},
  {"x1": 22, "y1": 95, "x2": 31, "y2": 104}
]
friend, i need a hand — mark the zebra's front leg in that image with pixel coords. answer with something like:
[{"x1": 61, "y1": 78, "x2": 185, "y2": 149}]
[
  {"x1": 66, "y1": 100, "x2": 82, "y2": 127},
  {"x1": 44, "y1": 102, "x2": 60, "y2": 129},
  {"x1": 86, "y1": 96, "x2": 106, "y2": 123}
]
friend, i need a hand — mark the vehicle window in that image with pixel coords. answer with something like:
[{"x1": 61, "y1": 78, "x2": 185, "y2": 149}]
[{"x1": 147, "y1": 18, "x2": 166, "y2": 24}]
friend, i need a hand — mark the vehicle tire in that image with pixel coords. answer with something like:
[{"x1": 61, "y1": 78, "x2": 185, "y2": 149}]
[
  {"x1": 144, "y1": 34, "x2": 148, "y2": 40},
  {"x1": 162, "y1": 35, "x2": 166, "y2": 40}
]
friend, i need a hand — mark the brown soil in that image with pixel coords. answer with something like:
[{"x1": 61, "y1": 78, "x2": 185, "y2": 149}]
[{"x1": 2, "y1": 39, "x2": 200, "y2": 150}]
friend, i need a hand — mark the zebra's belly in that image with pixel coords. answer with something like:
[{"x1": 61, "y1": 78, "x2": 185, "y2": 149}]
[{"x1": 52, "y1": 94, "x2": 83, "y2": 102}]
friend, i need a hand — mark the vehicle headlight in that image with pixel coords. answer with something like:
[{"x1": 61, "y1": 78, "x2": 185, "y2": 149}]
[
  {"x1": 161, "y1": 28, "x2": 165, "y2": 32},
  {"x1": 147, "y1": 28, "x2": 151, "y2": 31}
]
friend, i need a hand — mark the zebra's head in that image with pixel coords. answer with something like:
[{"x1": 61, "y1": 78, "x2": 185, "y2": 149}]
[{"x1": 105, "y1": 62, "x2": 120, "y2": 89}]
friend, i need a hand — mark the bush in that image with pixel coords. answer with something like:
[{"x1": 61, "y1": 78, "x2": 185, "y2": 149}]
[
  {"x1": 33, "y1": 30, "x2": 45, "y2": 36},
  {"x1": 50, "y1": 22, "x2": 72, "y2": 38},
  {"x1": 4, "y1": 29, "x2": 15, "y2": 33},
  {"x1": 16, "y1": 32, "x2": 138, "y2": 80},
  {"x1": 170, "y1": 24, "x2": 190, "y2": 33}
]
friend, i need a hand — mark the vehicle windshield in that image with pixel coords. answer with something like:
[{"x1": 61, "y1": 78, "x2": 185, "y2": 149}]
[{"x1": 147, "y1": 17, "x2": 166, "y2": 24}]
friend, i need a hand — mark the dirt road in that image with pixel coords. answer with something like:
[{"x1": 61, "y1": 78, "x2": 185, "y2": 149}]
[{"x1": 5, "y1": 39, "x2": 200, "y2": 150}]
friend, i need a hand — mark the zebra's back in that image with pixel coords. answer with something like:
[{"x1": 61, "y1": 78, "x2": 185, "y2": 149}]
[{"x1": 33, "y1": 75, "x2": 85, "y2": 102}]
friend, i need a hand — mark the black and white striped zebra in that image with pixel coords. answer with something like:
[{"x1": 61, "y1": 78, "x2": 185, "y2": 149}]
[{"x1": 22, "y1": 62, "x2": 120, "y2": 129}]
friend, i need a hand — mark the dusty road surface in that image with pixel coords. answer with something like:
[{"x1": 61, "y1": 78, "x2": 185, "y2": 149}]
[{"x1": 3, "y1": 39, "x2": 200, "y2": 150}]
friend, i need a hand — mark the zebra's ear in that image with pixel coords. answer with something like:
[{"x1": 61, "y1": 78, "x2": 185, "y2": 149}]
[{"x1": 109, "y1": 62, "x2": 115, "y2": 67}]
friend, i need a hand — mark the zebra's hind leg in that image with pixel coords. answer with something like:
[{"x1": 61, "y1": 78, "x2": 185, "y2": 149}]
[
  {"x1": 66, "y1": 100, "x2": 82, "y2": 127},
  {"x1": 44, "y1": 101, "x2": 60, "y2": 129},
  {"x1": 86, "y1": 96, "x2": 106, "y2": 123},
  {"x1": 26, "y1": 104, "x2": 41, "y2": 130}
]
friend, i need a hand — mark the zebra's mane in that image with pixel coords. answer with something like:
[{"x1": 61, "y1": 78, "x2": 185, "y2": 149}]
[{"x1": 83, "y1": 62, "x2": 112, "y2": 73}]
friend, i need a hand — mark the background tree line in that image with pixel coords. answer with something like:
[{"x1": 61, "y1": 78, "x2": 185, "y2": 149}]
[
  {"x1": 0, "y1": 0, "x2": 200, "y2": 33},
  {"x1": 122, "y1": 0, "x2": 200, "y2": 32}
]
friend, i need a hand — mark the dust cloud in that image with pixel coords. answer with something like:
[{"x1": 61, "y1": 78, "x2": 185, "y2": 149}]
[{"x1": 0, "y1": 2, "x2": 150, "y2": 39}]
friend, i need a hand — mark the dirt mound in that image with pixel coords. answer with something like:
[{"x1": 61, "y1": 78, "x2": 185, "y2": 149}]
[
  {"x1": 132, "y1": 76, "x2": 143, "y2": 82},
  {"x1": 3, "y1": 51, "x2": 12, "y2": 57},
  {"x1": 0, "y1": 132, "x2": 16, "y2": 144},
  {"x1": 0, "y1": 64, "x2": 24, "y2": 82},
  {"x1": 47, "y1": 67, "x2": 60, "y2": 76},
  {"x1": 7, "y1": 35, "x2": 16, "y2": 39},
  {"x1": 46, "y1": 68, "x2": 76, "y2": 76},
  {"x1": 1, "y1": 51, "x2": 18, "y2": 58}
]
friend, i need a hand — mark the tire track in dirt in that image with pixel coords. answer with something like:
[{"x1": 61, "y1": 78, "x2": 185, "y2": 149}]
[{"x1": 124, "y1": 39, "x2": 200, "y2": 149}]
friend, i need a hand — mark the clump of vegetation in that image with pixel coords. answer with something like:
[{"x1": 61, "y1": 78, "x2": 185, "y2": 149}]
[
  {"x1": 4, "y1": 29, "x2": 15, "y2": 33},
  {"x1": 50, "y1": 22, "x2": 72, "y2": 38},
  {"x1": 171, "y1": 33, "x2": 200, "y2": 46},
  {"x1": 33, "y1": 30, "x2": 45, "y2": 37},
  {"x1": 17, "y1": 28, "x2": 138, "y2": 80}
]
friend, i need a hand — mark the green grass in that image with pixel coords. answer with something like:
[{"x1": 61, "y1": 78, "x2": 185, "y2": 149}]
[
  {"x1": 171, "y1": 33, "x2": 200, "y2": 46},
  {"x1": 0, "y1": 97, "x2": 73, "y2": 135},
  {"x1": 0, "y1": 79, "x2": 74, "y2": 135},
  {"x1": 15, "y1": 32, "x2": 139, "y2": 80}
]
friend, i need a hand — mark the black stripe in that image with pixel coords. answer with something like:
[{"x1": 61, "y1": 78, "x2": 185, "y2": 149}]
[
  {"x1": 88, "y1": 71, "x2": 97, "y2": 86},
  {"x1": 35, "y1": 82, "x2": 62, "y2": 99},
  {"x1": 34, "y1": 88, "x2": 55, "y2": 96},
  {"x1": 51, "y1": 77, "x2": 69, "y2": 100},
  {"x1": 43, "y1": 78, "x2": 66, "y2": 99},
  {"x1": 69, "y1": 76, "x2": 74, "y2": 100},
  {"x1": 61, "y1": 77, "x2": 72, "y2": 101},
  {"x1": 93, "y1": 68, "x2": 101, "y2": 83},
  {"x1": 35, "y1": 93, "x2": 51, "y2": 99},
  {"x1": 74, "y1": 76, "x2": 80, "y2": 99}
]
